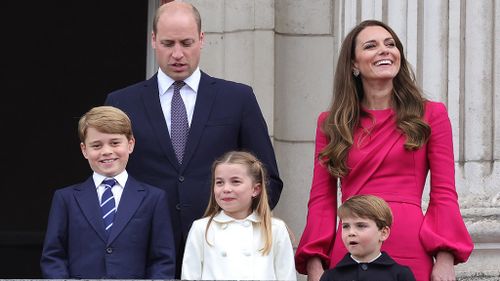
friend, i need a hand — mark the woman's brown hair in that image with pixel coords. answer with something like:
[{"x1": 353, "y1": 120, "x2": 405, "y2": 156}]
[{"x1": 320, "y1": 20, "x2": 430, "y2": 178}]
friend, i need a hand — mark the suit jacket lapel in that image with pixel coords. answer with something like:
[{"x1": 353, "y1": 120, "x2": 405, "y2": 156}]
[
  {"x1": 74, "y1": 177, "x2": 108, "y2": 242},
  {"x1": 181, "y1": 72, "x2": 217, "y2": 170},
  {"x1": 141, "y1": 74, "x2": 180, "y2": 168},
  {"x1": 107, "y1": 176, "x2": 146, "y2": 245}
]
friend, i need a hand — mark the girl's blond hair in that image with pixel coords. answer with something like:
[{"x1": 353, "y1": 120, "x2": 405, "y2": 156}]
[{"x1": 203, "y1": 151, "x2": 273, "y2": 255}]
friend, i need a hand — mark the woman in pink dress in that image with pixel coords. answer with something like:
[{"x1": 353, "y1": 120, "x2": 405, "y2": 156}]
[{"x1": 295, "y1": 20, "x2": 473, "y2": 281}]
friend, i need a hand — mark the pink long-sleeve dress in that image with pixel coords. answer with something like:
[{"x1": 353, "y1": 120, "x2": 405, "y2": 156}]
[{"x1": 295, "y1": 101, "x2": 473, "y2": 281}]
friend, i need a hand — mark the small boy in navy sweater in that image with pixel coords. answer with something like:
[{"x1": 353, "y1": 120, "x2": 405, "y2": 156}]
[{"x1": 320, "y1": 195, "x2": 415, "y2": 281}]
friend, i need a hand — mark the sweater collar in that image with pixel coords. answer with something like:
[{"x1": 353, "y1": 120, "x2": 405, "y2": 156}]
[{"x1": 336, "y1": 252, "x2": 396, "y2": 268}]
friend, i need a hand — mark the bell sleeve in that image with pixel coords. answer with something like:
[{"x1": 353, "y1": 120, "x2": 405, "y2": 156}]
[
  {"x1": 295, "y1": 112, "x2": 339, "y2": 274},
  {"x1": 419, "y1": 101, "x2": 474, "y2": 263}
]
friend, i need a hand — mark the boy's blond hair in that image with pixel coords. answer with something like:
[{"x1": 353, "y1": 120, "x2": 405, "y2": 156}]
[
  {"x1": 338, "y1": 194, "x2": 393, "y2": 230},
  {"x1": 78, "y1": 106, "x2": 133, "y2": 142}
]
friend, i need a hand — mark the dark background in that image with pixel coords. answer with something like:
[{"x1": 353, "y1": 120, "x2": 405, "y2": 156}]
[{"x1": 1, "y1": 1, "x2": 149, "y2": 277}]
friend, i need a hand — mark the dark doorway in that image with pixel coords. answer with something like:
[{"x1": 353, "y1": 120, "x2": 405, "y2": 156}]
[{"x1": 1, "y1": 1, "x2": 149, "y2": 277}]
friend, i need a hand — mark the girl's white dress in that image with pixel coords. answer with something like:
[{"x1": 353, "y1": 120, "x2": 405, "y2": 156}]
[{"x1": 181, "y1": 211, "x2": 297, "y2": 280}]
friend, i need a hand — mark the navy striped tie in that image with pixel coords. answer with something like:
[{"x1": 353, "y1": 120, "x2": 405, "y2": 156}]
[{"x1": 100, "y1": 179, "x2": 117, "y2": 235}]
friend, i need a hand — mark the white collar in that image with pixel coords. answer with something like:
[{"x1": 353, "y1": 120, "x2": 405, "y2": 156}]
[
  {"x1": 351, "y1": 252, "x2": 382, "y2": 264},
  {"x1": 93, "y1": 170, "x2": 128, "y2": 189},
  {"x1": 213, "y1": 210, "x2": 261, "y2": 224},
  {"x1": 157, "y1": 67, "x2": 201, "y2": 96}
]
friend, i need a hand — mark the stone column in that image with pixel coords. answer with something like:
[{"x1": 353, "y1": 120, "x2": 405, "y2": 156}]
[
  {"x1": 454, "y1": 1, "x2": 499, "y2": 278},
  {"x1": 273, "y1": 0, "x2": 334, "y2": 252}
]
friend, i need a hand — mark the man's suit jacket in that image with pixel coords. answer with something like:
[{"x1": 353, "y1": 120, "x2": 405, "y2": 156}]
[
  {"x1": 40, "y1": 176, "x2": 175, "y2": 279},
  {"x1": 104, "y1": 71, "x2": 283, "y2": 252}
]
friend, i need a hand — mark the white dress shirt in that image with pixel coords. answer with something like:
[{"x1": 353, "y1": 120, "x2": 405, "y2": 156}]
[
  {"x1": 181, "y1": 211, "x2": 297, "y2": 280},
  {"x1": 157, "y1": 67, "x2": 200, "y2": 135},
  {"x1": 93, "y1": 171, "x2": 128, "y2": 210}
]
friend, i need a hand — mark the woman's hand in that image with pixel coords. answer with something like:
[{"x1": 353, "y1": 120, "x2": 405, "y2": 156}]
[
  {"x1": 431, "y1": 251, "x2": 456, "y2": 281},
  {"x1": 306, "y1": 257, "x2": 324, "y2": 281}
]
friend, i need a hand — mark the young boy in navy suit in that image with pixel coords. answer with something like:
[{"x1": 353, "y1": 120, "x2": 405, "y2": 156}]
[
  {"x1": 40, "y1": 106, "x2": 175, "y2": 279},
  {"x1": 320, "y1": 195, "x2": 415, "y2": 281}
]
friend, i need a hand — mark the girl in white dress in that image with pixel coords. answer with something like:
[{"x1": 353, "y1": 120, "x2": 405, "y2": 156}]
[{"x1": 181, "y1": 151, "x2": 296, "y2": 280}]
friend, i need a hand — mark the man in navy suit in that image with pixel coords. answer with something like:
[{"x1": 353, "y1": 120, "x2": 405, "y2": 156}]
[
  {"x1": 105, "y1": 2, "x2": 283, "y2": 277},
  {"x1": 40, "y1": 106, "x2": 175, "y2": 279}
]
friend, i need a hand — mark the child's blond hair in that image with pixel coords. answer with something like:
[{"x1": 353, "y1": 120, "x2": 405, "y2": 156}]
[
  {"x1": 338, "y1": 194, "x2": 393, "y2": 230},
  {"x1": 78, "y1": 106, "x2": 133, "y2": 142},
  {"x1": 204, "y1": 151, "x2": 273, "y2": 255}
]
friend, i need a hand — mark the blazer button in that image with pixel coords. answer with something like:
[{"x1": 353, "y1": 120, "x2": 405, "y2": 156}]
[
  {"x1": 106, "y1": 247, "x2": 113, "y2": 254},
  {"x1": 178, "y1": 176, "x2": 185, "y2": 182},
  {"x1": 220, "y1": 251, "x2": 227, "y2": 257},
  {"x1": 175, "y1": 203, "x2": 181, "y2": 210}
]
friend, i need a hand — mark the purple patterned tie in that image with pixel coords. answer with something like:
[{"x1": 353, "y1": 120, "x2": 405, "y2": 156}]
[{"x1": 171, "y1": 81, "x2": 188, "y2": 164}]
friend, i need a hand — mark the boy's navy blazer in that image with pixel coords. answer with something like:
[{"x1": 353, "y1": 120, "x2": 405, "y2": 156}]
[
  {"x1": 40, "y1": 175, "x2": 175, "y2": 279},
  {"x1": 104, "y1": 71, "x2": 283, "y2": 252}
]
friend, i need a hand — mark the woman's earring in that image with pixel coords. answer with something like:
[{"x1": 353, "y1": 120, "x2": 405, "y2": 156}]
[{"x1": 353, "y1": 68, "x2": 360, "y2": 77}]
